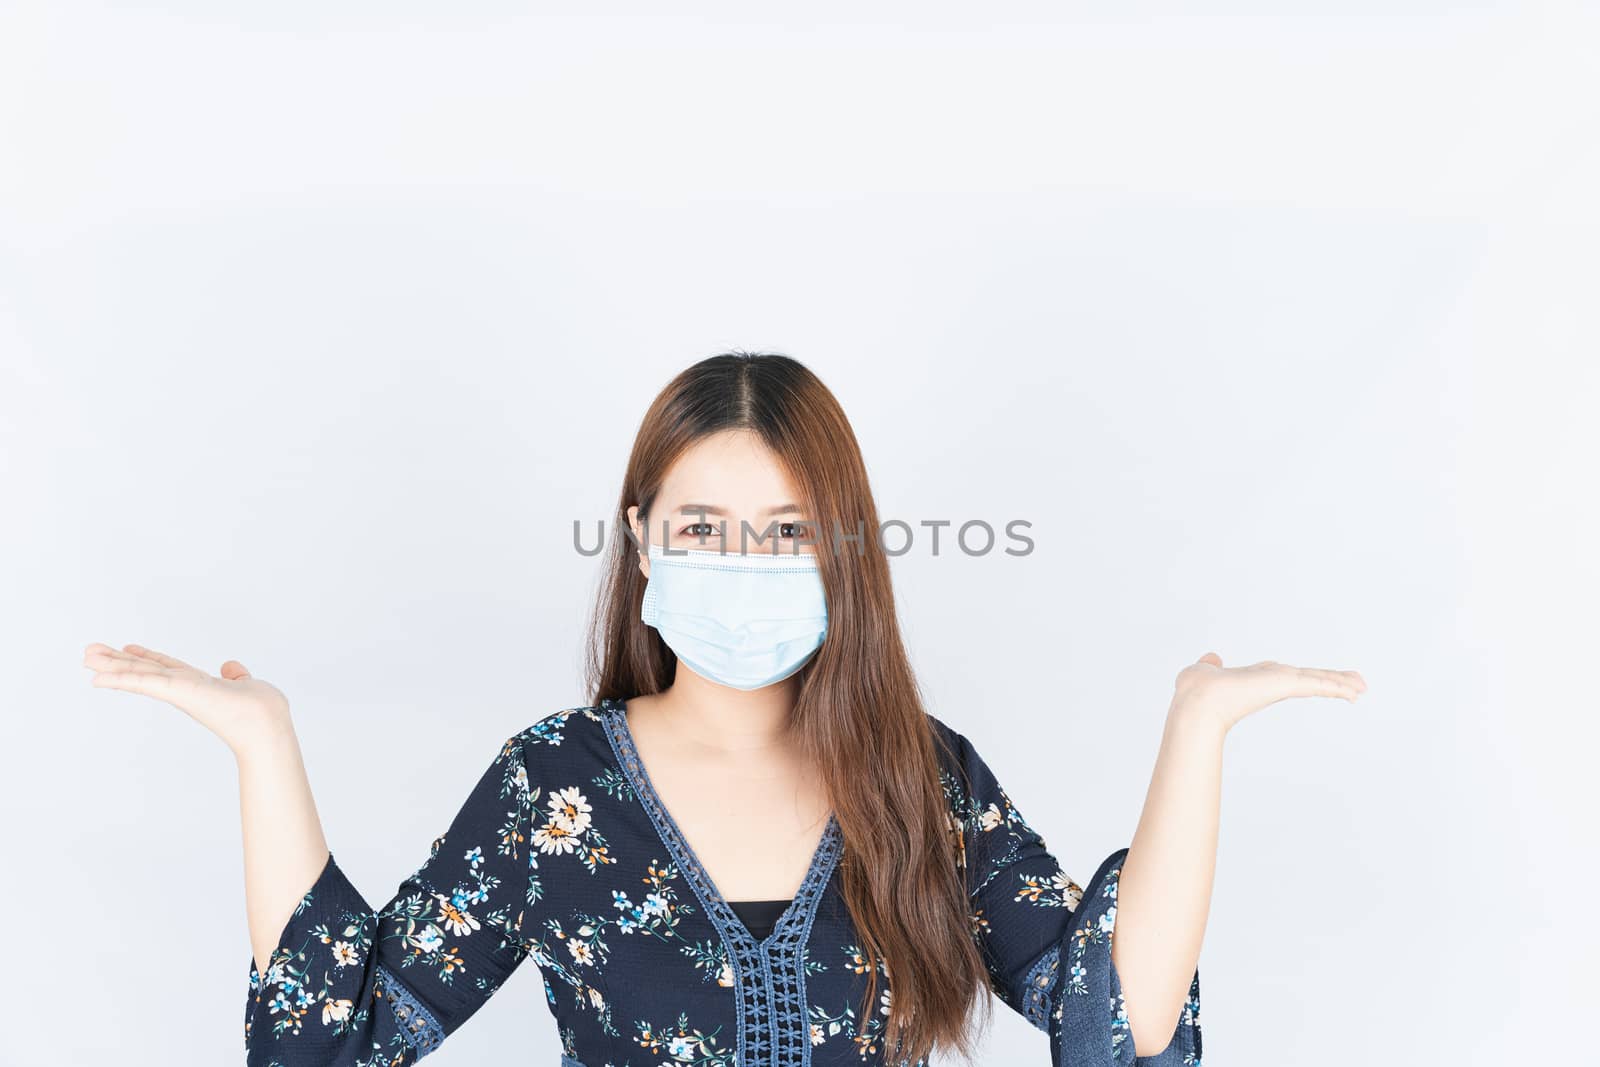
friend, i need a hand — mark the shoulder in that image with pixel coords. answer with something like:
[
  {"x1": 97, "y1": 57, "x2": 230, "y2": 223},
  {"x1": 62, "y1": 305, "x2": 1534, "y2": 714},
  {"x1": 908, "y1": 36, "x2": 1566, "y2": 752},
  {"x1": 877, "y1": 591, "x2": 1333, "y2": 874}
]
[
  {"x1": 922, "y1": 709, "x2": 1021, "y2": 835},
  {"x1": 923, "y1": 708, "x2": 963, "y2": 751},
  {"x1": 922, "y1": 709, "x2": 985, "y2": 778},
  {"x1": 922, "y1": 709, "x2": 990, "y2": 812},
  {"x1": 517, "y1": 703, "x2": 610, "y2": 748},
  {"x1": 482, "y1": 703, "x2": 615, "y2": 776}
]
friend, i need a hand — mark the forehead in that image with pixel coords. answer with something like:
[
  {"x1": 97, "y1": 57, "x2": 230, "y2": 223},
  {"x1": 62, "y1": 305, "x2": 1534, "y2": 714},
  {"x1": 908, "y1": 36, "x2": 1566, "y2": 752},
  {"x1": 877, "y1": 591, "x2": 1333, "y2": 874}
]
[{"x1": 653, "y1": 429, "x2": 801, "y2": 513}]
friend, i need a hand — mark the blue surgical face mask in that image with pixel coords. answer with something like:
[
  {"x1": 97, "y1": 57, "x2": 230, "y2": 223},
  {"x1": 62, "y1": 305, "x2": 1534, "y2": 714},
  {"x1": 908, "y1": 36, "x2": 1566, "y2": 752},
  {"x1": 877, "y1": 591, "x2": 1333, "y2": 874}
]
[{"x1": 640, "y1": 541, "x2": 829, "y2": 691}]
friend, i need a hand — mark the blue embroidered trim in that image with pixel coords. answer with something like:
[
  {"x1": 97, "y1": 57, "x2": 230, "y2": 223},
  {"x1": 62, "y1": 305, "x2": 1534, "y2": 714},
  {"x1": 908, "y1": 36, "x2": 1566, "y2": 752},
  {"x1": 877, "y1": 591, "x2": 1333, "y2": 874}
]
[
  {"x1": 600, "y1": 698, "x2": 845, "y2": 1067},
  {"x1": 374, "y1": 962, "x2": 444, "y2": 1058},
  {"x1": 1020, "y1": 941, "x2": 1061, "y2": 1033}
]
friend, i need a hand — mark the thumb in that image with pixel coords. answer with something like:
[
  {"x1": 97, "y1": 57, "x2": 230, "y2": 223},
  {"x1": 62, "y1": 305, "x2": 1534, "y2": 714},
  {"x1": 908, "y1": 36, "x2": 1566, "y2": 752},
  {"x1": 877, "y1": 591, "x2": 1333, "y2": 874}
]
[
  {"x1": 220, "y1": 660, "x2": 252, "y2": 680},
  {"x1": 1197, "y1": 652, "x2": 1224, "y2": 668}
]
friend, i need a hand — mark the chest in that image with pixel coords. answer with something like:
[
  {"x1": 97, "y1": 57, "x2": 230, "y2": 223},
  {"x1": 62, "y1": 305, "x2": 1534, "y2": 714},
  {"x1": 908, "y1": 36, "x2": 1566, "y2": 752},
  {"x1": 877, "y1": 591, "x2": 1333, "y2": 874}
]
[
  {"x1": 526, "y1": 702, "x2": 922, "y2": 1067},
  {"x1": 646, "y1": 760, "x2": 832, "y2": 901}
]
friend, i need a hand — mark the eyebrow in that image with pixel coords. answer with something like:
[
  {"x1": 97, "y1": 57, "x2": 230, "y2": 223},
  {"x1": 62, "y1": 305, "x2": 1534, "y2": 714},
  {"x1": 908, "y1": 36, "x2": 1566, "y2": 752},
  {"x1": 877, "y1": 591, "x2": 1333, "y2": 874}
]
[{"x1": 676, "y1": 503, "x2": 804, "y2": 516}]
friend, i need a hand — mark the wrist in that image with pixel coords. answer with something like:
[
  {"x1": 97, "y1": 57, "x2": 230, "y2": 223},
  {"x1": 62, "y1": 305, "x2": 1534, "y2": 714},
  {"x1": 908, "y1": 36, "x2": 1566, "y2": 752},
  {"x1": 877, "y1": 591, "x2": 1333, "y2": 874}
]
[
  {"x1": 230, "y1": 714, "x2": 301, "y2": 768},
  {"x1": 1165, "y1": 695, "x2": 1232, "y2": 746}
]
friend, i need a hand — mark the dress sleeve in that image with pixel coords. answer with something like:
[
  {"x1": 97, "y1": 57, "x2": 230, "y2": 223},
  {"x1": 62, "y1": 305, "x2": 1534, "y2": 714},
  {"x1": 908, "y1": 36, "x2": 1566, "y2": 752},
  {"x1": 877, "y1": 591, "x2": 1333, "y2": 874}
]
[
  {"x1": 935, "y1": 720, "x2": 1203, "y2": 1067},
  {"x1": 243, "y1": 732, "x2": 542, "y2": 1065}
]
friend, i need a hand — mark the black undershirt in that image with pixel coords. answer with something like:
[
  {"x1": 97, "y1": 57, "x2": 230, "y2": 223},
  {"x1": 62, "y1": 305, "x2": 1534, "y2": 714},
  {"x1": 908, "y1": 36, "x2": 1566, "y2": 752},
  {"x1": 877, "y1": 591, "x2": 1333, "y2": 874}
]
[{"x1": 727, "y1": 898, "x2": 791, "y2": 941}]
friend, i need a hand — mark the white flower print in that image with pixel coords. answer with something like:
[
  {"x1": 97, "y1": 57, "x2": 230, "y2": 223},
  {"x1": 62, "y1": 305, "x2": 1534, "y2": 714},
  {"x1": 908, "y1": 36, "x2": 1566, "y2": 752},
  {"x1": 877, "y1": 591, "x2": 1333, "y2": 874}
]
[
  {"x1": 534, "y1": 819, "x2": 580, "y2": 855},
  {"x1": 547, "y1": 786, "x2": 593, "y2": 833},
  {"x1": 1052, "y1": 870, "x2": 1084, "y2": 910},
  {"x1": 433, "y1": 893, "x2": 483, "y2": 937},
  {"x1": 320, "y1": 998, "x2": 353, "y2": 1026},
  {"x1": 407, "y1": 925, "x2": 445, "y2": 954}
]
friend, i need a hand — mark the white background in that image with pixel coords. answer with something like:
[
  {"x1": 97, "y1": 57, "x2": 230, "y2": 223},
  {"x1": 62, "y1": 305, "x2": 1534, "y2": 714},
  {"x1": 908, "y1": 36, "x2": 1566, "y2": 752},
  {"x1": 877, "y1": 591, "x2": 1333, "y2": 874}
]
[{"x1": 3, "y1": 3, "x2": 1595, "y2": 1064}]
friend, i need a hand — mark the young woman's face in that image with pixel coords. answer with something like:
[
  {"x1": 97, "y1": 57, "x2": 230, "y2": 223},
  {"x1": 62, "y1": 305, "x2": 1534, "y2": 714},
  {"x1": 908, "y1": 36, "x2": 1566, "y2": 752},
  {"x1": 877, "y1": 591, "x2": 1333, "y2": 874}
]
[{"x1": 627, "y1": 429, "x2": 816, "y2": 578}]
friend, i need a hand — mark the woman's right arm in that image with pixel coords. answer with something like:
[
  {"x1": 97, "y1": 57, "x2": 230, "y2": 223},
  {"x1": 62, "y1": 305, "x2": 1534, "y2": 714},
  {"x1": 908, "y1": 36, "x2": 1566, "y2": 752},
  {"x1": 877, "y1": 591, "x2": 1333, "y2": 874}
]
[
  {"x1": 83, "y1": 643, "x2": 329, "y2": 977},
  {"x1": 84, "y1": 642, "x2": 542, "y2": 1065},
  {"x1": 236, "y1": 719, "x2": 332, "y2": 978}
]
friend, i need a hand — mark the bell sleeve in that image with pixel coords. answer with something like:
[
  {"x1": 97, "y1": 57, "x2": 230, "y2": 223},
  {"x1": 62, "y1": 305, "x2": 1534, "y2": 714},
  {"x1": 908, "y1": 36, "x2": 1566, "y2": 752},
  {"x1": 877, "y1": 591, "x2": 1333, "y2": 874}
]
[
  {"x1": 243, "y1": 731, "x2": 544, "y2": 1065},
  {"x1": 935, "y1": 719, "x2": 1203, "y2": 1067}
]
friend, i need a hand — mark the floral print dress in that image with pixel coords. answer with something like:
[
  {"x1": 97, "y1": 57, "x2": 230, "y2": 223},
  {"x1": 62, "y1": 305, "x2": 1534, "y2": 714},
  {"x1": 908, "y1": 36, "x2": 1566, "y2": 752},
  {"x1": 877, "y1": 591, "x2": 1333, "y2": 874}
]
[{"x1": 244, "y1": 698, "x2": 1202, "y2": 1067}]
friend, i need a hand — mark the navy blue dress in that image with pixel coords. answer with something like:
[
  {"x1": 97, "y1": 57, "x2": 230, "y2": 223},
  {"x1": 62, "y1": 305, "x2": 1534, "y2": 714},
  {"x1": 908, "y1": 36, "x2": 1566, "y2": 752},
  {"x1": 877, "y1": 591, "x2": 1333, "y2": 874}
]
[{"x1": 244, "y1": 699, "x2": 1203, "y2": 1066}]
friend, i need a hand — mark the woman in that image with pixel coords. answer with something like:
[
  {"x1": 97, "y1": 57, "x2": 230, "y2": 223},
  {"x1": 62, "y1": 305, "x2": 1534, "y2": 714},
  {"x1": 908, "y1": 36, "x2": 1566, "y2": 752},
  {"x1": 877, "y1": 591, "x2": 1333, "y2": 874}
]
[{"x1": 84, "y1": 352, "x2": 1364, "y2": 1067}]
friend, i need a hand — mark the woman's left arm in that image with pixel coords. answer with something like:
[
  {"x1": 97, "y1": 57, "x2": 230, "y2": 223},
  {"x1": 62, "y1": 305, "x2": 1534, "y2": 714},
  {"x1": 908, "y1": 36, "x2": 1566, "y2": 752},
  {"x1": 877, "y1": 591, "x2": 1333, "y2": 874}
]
[{"x1": 1111, "y1": 652, "x2": 1366, "y2": 1056}]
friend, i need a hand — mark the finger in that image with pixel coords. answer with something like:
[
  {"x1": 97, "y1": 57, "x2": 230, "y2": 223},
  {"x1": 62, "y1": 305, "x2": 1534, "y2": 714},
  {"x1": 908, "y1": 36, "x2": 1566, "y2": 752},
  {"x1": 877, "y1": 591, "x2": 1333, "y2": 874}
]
[
  {"x1": 84, "y1": 645, "x2": 143, "y2": 666},
  {"x1": 1307, "y1": 668, "x2": 1366, "y2": 694},
  {"x1": 124, "y1": 644, "x2": 195, "y2": 671},
  {"x1": 91, "y1": 668, "x2": 188, "y2": 702},
  {"x1": 1292, "y1": 667, "x2": 1363, "y2": 700},
  {"x1": 1299, "y1": 667, "x2": 1364, "y2": 691},
  {"x1": 84, "y1": 647, "x2": 169, "y2": 675},
  {"x1": 220, "y1": 660, "x2": 252, "y2": 680},
  {"x1": 1197, "y1": 652, "x2": 1223, "y2": 667}
]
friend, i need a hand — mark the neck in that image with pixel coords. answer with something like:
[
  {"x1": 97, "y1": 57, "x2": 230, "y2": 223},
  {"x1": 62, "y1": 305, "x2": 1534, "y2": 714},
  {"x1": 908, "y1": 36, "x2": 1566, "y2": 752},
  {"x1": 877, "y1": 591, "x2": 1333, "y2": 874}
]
[{"x1": 651, "y1": 665, "x2": 801, "y2": 756}]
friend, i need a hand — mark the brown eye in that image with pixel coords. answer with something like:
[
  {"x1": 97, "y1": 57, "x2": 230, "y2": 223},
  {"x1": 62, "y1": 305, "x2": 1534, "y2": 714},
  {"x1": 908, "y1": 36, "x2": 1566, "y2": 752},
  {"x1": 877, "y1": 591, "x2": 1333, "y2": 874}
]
[{"x1": 681, "y1": 522, "x2": 719, "y2": 540}]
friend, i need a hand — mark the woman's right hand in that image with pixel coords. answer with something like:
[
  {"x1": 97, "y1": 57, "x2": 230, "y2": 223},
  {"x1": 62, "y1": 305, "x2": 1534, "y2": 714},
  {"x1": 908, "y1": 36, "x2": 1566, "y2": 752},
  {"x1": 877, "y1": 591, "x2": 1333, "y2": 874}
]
[{"x1": 82, "y1": 642, "x2": 293, "y2": 757}]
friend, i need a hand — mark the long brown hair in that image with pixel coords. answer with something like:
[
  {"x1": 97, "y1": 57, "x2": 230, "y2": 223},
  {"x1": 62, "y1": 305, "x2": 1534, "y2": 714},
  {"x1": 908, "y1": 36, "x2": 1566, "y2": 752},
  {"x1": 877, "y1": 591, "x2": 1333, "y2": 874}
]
[{"x1": 583, "y1": 351, "x2": 993, "y2": 1065}]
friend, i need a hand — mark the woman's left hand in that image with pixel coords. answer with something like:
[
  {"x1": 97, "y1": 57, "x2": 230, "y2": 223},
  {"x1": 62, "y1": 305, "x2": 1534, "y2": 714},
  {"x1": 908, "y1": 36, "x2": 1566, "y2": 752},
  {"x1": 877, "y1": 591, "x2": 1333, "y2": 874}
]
[{"x1": 1170, "y1": 652, "x2": 1367, "y2": 735}]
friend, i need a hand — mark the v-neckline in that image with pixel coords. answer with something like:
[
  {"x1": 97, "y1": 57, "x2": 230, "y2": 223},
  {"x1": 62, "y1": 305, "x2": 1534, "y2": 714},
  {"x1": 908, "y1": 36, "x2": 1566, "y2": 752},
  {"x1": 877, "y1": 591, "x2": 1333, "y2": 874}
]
[{"x1": 599, "y1": 696, "x2": 844, "y2": 952}]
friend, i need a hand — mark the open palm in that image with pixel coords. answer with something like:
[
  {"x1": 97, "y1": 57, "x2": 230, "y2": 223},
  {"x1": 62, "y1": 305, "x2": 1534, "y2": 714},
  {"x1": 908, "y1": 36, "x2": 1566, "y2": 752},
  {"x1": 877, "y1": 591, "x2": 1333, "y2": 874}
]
[
  {"x1": 1174, "y1": 652, "x2": 1367, "y2": 732},
  {"x1": 82, "y1": 642, "x2": 291, "y2": 754}
]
